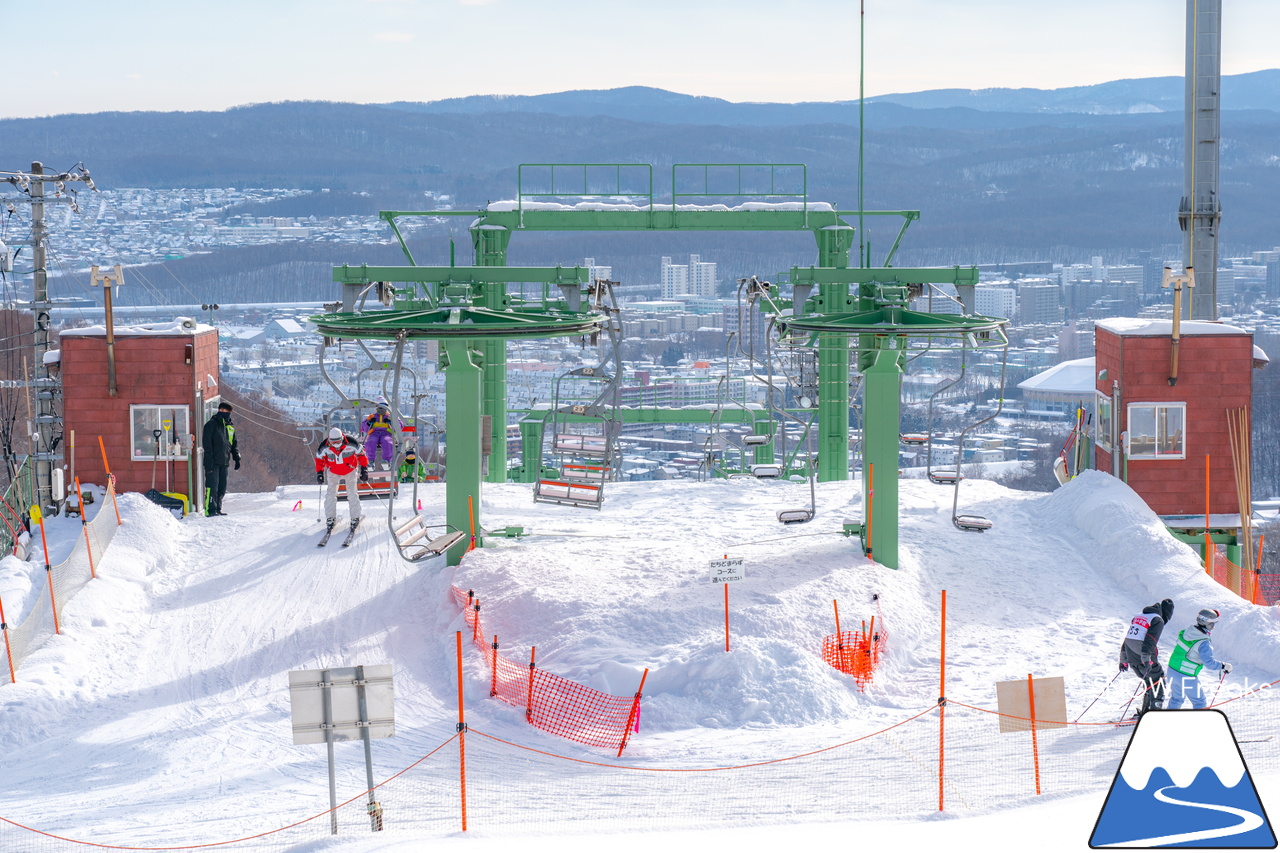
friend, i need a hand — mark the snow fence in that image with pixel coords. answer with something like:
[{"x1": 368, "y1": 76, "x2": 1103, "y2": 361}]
[
  {"x1": 451, "y1": 585, "x2": 644, "y2": 754},
  {"x1": 1, "y1": 477, "x2": 122, "y2": 683},
  {"x1": 4, "y1": 679, "x2": 1279, "y2": 850}
]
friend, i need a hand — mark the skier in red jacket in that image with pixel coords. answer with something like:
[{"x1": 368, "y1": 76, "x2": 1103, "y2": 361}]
[{"x1": 315, "y1": 427, "x2": 369, "y2": 532}]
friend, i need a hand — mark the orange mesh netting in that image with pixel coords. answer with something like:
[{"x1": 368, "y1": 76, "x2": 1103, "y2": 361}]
[
  {"x1": 821, "y1": 602, "x2": 886, "y2": 689},
  {"x1": 451, "y1": 586, "x2": 641, "y2": 754},
  {"x1": 1208, "y1": 546, "x2": 1280, "y2": 605}
]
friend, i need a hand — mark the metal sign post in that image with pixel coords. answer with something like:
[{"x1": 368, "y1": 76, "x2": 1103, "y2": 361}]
[
  {"x1": 288, "y1": 664, "x2": 395, "y2": 835},
  {"x1": 710, "y1": 556, "x2": 745, "y2": 652}
]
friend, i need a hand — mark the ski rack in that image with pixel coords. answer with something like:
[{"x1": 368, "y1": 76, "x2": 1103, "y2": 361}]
[{"x1": 950, "y1": 340, "x2": 1010, "y2": 533}]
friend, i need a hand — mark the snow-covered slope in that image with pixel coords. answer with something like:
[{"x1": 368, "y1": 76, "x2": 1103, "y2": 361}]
[{"x1": 0, "y1": 472, "x2": 1275, "y2": 851}]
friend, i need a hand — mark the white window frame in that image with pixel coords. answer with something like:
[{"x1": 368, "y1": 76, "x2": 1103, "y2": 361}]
[
  {"x1": 1124, "y1": 402, "x2": 1186, "y2": 460},
  {"x1": 1095, "y1": 391, "x2": 1113, "y2": 451},
  {"x1": 130, "y1": 404, "x2": 192, "y2": 461}
]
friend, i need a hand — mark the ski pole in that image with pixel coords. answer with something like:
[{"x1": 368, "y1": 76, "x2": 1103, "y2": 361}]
[
  {"x1": 1209, "y1": 670, "x2": 1227, "y2": 707},
  {"x1": 1074, "y1": 670, "x2": 1121, "y2": 722}
]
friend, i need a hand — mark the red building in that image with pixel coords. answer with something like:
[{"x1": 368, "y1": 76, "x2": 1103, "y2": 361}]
[
  {"x1": 58, "y1": 319, "x2": 220, "y2": 502},
  {"x1": 1093, "y1": 318, "x2": 1261, "y2": 516}
]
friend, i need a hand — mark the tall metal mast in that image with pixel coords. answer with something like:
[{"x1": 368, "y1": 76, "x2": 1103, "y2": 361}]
[
  {"x1": 1179, "y1": 0, "x2": 1222, "y2": 320},
  {"x1": 1, "y1": 162, "x2": 96, "y2": 509}
]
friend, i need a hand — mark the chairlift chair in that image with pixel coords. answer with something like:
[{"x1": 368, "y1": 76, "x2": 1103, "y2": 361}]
[
  {"x1": 535, "y1": 365, "x2": 620, "y2": 510},
  {"x1": 777, "y1": 460, "x2": 817, "y2": 524},
  {"x1": 925, "y1": 345, "x2": 970, "y2": 485},
  {"x1": 949, "y1": 339, "x2": 1010, "y2": 533}
]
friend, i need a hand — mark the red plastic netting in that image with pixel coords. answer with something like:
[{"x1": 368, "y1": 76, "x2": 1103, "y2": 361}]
[
  {"x1": 821, "y1": 626, "x2": 886, "y2": 690},
  {"x1": 451, "y1": 586, "x2": 641, "y2": 754},
  {"x1": 1207, "y1": 546, "x2": 1280, "y2": 605}
]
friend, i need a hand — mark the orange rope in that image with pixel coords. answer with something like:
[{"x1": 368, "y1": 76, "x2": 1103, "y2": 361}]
[
  {"x1": 469, "y1": 706, "x2": 938, "y2": 772},
  {"x1": 0, "y1": 736, "x2": 460, "y2": 850}
]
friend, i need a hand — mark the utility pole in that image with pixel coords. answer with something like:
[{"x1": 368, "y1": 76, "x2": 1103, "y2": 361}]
[
  {"x1": 1, "y1": 162, "x2": 96, "y2": 510},
  {"x1": 1179, "y1": 0, "x2": 1222, "y2": 321}
]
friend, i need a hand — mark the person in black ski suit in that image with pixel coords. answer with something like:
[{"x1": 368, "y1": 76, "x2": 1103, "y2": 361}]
[
  {"x1": 1119, "y1": 598, "x2": 1173, "y2": 715},
  {"x1": 202, "y1": 402, "x2": 241, "y2": 516}
]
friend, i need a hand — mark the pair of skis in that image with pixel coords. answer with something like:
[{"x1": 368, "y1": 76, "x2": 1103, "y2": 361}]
[{"x1": 318, "y1": 518, "x2": 361, "y2": 548}]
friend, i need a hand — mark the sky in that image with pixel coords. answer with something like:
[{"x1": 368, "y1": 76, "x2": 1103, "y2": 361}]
[{"x1": 7, "y1": 0, "x2": 1280, "y2": 119}]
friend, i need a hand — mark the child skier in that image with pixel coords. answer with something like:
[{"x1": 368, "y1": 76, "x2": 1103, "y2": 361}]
[
  {"x1": 1166, "y1": 608, "x2": 1232, "y2": 710},
  {"x1": 360, "y1": 396, "x2": 402, "y2": 470},
  {"x1": 315, "y1": 427, "x2": 369, "y2": 533},
  {"x1": 1119, "y1": 598, "x2": 1173, "y2": 715},
  {"x1": 397, "y1": 448, "x2": 429, "y2": 483}
]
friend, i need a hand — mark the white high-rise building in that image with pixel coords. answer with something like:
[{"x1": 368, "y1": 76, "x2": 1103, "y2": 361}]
[
  {"x1": 688, "y1": 254, "x2": 717, "y2": 298},
  {"x1": 661, "y1": 254, "x2": 717, "y2": 299}
]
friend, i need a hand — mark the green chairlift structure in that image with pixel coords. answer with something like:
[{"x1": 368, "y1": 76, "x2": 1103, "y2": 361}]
[{"x1": 313, "y1": 162, "x2": 1008, "y2": 569}]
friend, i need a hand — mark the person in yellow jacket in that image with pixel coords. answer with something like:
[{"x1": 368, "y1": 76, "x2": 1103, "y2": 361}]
[{"x1": 1166, "y1": 608, "x2": 1232, "y2": 710}]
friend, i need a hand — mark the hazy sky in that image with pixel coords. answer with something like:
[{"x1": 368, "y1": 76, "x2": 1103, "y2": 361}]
[{"x1": 8, "y1": 0, "x2": 1278, "y2": 118}]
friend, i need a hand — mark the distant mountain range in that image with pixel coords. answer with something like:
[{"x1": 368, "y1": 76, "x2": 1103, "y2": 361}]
[
  {"x1": 4, "y1": 72, "x2": 1279, "y2": 305},
  {"x1": 381, "y1": 70, "x2": 1280, "y2": 125}
]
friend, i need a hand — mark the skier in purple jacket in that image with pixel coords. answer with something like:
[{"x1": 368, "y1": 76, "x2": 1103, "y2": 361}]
[{"x1": 360, "y1": 396, "x2": 402, "y2": 470}]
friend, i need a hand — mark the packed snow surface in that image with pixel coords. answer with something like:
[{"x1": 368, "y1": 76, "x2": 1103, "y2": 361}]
[{"x1": 0, "y1": 471, "x2": 1276, "y2": 852}]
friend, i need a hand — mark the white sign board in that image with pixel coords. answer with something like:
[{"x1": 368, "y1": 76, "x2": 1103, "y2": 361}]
[
  {"x1": 288, "y1": 664, "x2": 396, "y2": 746},
  {"x1": 710, "y1": 557, "x2": 745, "y2": 584}
]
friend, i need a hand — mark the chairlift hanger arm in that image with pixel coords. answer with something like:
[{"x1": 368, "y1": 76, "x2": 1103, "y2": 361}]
[
  {"x1": 788, "y1": 265, "x2": 978, "y2": 287},
  {"x1": 332, "y1": 264, "x2": 590, "y2": 287}
]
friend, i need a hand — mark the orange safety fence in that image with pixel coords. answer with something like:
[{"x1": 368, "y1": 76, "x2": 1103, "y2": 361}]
[
  {"x1": 1208, "y1": 545, "x2": 1280, "y2": 605},
  {"x1": 821, "y1": 598, "x2": 886, "y2": 689},
  {"x1": 1, "y1": 478, "x2": 122, "y2": 685},
  {"x1": 821, "y1": 627, "x2": 886, "y2": 689},
  {"x1": 451, "y1": 586, "x2": 643, "y2": 754},
  {"x1": 6, "y1": 683, "x2": 1279, "y2": 851}
]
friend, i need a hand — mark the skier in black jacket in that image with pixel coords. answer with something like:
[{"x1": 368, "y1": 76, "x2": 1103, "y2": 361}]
[
  {"x1": 202, "y1": 402, "x2": 241, "y2": 516},
  {"x1": 1119, "y1": 598, "x2": 1173, "y2": 715}
]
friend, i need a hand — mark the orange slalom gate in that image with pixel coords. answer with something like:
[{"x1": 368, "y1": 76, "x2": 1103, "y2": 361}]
[{"x1": 452, "y1": 586, "x2": 644, "y2": 753}]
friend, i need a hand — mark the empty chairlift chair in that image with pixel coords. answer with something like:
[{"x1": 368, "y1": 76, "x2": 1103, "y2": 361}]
[
  {"x1": 392, "y1": 516, "x2": 466, "y2": 561},
  {"x1": 777, "y1": 462, "x2": 817, "y2": 524},
  {"x1": 950, "y1": 341, "x2": 1009, "y2": 533},
  {"x1": 534, "y1": 366, "x2": 619, "y2": 510},
  {"x1": 925, "y1": 347, "x2": 970, "y2": 486}
]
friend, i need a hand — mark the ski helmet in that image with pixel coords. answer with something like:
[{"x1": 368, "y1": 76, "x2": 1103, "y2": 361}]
[
  {"x1": 376, "y1": 395, "x2": 388, "y2": 405},
  {"x1": 328, "y1": 427, "x2": 343, "y2": 442},
  {"x1": 1195, "y1": 608, "x2": 1220, "y2": 631}
]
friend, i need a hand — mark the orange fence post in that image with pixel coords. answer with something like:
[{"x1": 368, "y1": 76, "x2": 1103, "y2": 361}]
[
  {"x1": 1204, "y1": 455, "x2": 1212, "y2": 574},
  {"x1": 866, "y1": 463, "x2": 875, "y2": 559},
  {"x1": 490, "y1": 635, "x2": 499, "y2": 697},
  {"x1": 472, "y1": 598, "x2": 480, "y2": 643},
  {"x1": 938, "y1": 588, "x2": 946, "y2": 812},
  {"x1": 75, "y1": 478, "x2": 96, "y2": 580},
  {"x1": 833, "y1": 600, "x2": 845, "y2": 672},
  {"x1": 99, "y1": 437, "x2": 121, "y2": 526},
  {"x1": 0, "y1": 594, "x2": 15, "y2": 683},
  {"x1": 724, "y1": 582, "x2": 730, "y2": 653},
  {"x1": 525, "y1": 646, "x2": 537, "y2": 721},
  {"x1": 617, "y1": 668, "x2": 649, "y2": 757},
  {"x1": 1255, "y1": 535, "x2": 1267, "y2": 605},
  {"x1": 31, "y1": 506, "x2": 58, "y2": 635},
  {"x1": 1027, "y1": 673, "x2": 1041, "y2": 796},
  {"x1": 455, "y1": 630, "x2": 467, "y2": 832},
  {"x1": 467, "y1": 495, "x2": 476, "y2": 553}
]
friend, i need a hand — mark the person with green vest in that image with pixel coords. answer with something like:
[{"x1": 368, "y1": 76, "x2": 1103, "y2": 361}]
[
  {"x1": 1166, "y1": 608, "x2": 1232, "y2": 710},
  {"x1": 397, "y1": 448, "x2": 429, "y2": 483}
]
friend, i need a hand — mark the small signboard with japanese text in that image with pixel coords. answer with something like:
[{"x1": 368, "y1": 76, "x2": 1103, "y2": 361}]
[{"x1": 710, "y1": 557, "x2": 745, "y2": 584}]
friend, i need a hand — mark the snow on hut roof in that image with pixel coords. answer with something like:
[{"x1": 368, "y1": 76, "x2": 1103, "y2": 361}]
[
  {"x1": 60, "y1": 317, "x2": 214, "y2": 337},
  {"x1": 1095, "y1": 318, "x2": 1248, "y2": 336},
  {"x1": 1017, "y1": 357, "x2": 1097, "y2": 395}
]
